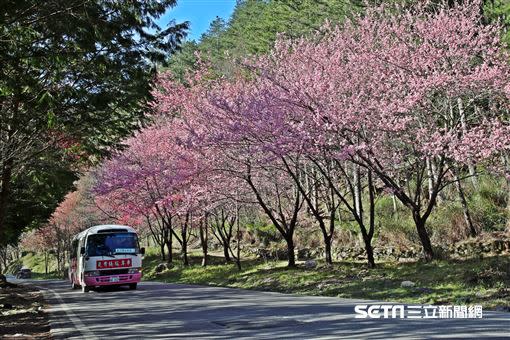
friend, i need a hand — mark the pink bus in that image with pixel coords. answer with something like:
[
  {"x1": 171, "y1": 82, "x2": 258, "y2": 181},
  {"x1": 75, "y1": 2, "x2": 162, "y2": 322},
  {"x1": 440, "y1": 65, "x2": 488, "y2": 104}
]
[{"x1": 69, "y1": 225, "x2": 145, "y2": 293}]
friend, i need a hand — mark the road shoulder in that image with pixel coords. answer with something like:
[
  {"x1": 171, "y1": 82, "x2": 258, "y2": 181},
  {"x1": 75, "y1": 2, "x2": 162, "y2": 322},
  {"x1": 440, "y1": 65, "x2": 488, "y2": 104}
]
[
  {"x1": 0, "y1": 278, "x2": 51, "y2": 339},
  {"x1": 36, "y1": 283, "x2": 99, "y2": 340}
]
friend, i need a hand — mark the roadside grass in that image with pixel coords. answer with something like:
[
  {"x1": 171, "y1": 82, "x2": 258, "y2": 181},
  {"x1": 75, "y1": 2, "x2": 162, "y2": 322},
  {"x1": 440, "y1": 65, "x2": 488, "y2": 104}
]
[
  {"x1": 143, "y1": 251, "x2": 510, "y2": 310},
  {"x1": 11, "y1": 247, "x2": 509, "y2": 310},
  {"x1": 6, "y1": 252, "x2": 61, "y2": 279}
]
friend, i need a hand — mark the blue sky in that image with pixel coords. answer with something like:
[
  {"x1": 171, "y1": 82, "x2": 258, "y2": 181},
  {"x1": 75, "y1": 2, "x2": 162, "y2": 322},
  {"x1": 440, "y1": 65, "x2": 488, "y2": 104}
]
[{"x1": 158, "y1": 0, "x2": 237, "y2": 42}]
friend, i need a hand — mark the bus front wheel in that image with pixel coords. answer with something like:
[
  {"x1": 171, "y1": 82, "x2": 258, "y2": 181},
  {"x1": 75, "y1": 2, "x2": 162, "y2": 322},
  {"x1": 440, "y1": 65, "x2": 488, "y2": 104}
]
[{"x1": 128, "y1": 283, "x2": 137, "y2": 290}]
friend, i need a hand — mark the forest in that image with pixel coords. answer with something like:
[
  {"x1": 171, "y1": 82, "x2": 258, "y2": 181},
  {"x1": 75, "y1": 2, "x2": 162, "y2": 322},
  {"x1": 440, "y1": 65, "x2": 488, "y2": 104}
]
[{"x1": 1, "y1": 0, "x2": 510, "y2": 286}]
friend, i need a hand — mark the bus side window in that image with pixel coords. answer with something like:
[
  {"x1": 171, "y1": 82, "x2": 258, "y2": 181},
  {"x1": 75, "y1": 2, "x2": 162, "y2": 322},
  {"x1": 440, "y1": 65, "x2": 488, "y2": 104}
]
[{"x1": 80, "y1": 239, "x2": 87, "y2": 255}]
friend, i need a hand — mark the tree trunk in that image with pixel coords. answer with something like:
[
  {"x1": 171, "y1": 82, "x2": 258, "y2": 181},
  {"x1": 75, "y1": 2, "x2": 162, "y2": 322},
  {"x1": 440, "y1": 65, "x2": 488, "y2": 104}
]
[
  {"x1": 458, "y1": 98, "x2": 478, "y2": 188},
  {"x1": 323, "y1": 233, "x2": 333, "y2": 265},
  {"x1": 507, "y1": 179, "x2": 510, "y2": 231},
  {"x1": 182, "y1": 240, "x2": 188, "y2": 266},
  {"x1": 281, "y1": 157, "x2": 334, "y2": 266},
  {"x1": 285, "y1": 236, "x2": 296, "y2": 268},
  {"x1": 363, "y1": 235, "x2": 376, "y2": 268},
  {"x1": 505, "y1": 155, "x2": 510, "y2": 231},
  {"x1": 223, "y1": 241, "x2": 231, "y2": 262},
  {"x1": 218, "y1": 211, "x2": 232, "y2": 263},
  {"x1": 1, "y1": 251, "x2": 7, "y2": 273},
  {"x1": 0, "y1": 247, "x2": 6, "y2": 274},
  {"x1": 44, "y1": 252, "x2": 49, "y2": 275},
  {"x1": 414, "y1": 216, "x2": 434, "y2": 261},
  {"x1": 353, "y1": 163, "x2": 362, "y2": 217},
  {"x1": 199, "y1": 218, "x2": 208, "y2": 267},
  {"x1": 235, "y1": 202, "x2": 242, "y2": 271},
  {"x1": 245, "y1": 167, "x2": 299, "y2": 269},
  {"x1": 56, "y1": 248, "x2": 61, "y2": 275},
  {"x1": 453, "y1": 169, "x2": 476, "y2": 237},
  {"x1": 164, "y1": 216, "x2": 173, "y2": 264},
  {"x1": 324, "y1": 238, "x2": 332, "y2": 265},
  {"x1": 160, "y1": 242, "x2": 166, "y2": 261},
  {"x1": 429, "y1": 159, "x2": 445, "y2": 203},
  {"x1": 165, "y1": 228, "x2": 173, "y2": 264},
  {"x1": 426, "y1": 158, "x2": 435, "y2": 201},
  {"x1": 355, "y1": 164, "x2": 377, "y2": 268},
  {"x1": 181, "y1": 217, "x2": 189, "y2": 266},
  {"x1": 0, "y1": 159, "x2": 13, "y2": 243}
]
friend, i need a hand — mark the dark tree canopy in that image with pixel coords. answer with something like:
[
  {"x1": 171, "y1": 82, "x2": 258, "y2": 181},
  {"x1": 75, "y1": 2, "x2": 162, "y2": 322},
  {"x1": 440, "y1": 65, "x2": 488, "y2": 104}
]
[{"x1": 0, "y1": 0, "x2": 188, "y2": 244}]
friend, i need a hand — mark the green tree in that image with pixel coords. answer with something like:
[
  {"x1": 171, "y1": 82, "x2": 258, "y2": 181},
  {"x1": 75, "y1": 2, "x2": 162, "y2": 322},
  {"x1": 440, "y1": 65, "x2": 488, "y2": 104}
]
[
  {"x1": 166, "y1": 41, "x2": 200, "y2": 82},
  {"x1": 0, "y1": 0, "x2": 188, "y2": 244},
  {"x1": 484, "y1": 0, "x2": 510, "y2": 45},
  {"x1": 4, "y1": 151, "x2": 77, "y2": 245},
  {"x1": 216, "y1": 0, "x2": 361, "y2": 56},
  {"x1": 168, "y1": 0, "x2": 367, "y2": 78}
]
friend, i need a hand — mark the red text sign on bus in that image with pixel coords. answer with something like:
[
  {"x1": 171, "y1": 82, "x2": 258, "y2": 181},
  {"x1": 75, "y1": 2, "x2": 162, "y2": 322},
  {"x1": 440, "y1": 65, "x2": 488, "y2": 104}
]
[{"x1": 97, "y1": 258, "x2": 132, "y2": 269}]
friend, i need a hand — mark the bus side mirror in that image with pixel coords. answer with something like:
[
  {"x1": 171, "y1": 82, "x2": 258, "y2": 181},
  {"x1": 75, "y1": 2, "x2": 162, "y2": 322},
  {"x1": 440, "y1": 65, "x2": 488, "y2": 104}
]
[
  {"x1": 140, "y1": 247, "x2": 145, "y2": 255},
  {"x1": 80, "y1": 247, "x2": 85, "y2": 255}
]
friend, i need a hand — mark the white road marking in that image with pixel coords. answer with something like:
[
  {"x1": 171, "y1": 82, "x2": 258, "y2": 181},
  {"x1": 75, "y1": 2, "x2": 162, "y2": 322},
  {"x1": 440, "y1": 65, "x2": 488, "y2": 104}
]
[{"x1": 38, "y1": 286, "x2": 99, "y2": 340}]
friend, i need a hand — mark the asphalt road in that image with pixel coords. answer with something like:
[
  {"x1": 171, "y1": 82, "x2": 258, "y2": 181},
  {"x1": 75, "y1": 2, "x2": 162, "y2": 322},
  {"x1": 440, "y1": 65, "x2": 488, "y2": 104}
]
[{"x1": 12, "y1": 278, "x2": 510, "y2": 339}]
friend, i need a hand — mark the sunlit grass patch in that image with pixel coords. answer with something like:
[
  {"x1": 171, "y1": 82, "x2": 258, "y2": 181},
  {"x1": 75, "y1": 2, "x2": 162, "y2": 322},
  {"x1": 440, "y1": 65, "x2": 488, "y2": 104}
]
[{"x1": 143, "y1": 251, "x2": 510, "y2": 310}]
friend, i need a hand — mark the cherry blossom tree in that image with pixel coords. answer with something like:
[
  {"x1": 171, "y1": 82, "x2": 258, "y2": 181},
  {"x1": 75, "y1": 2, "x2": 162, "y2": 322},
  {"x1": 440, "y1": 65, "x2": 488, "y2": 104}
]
[
  {"x1": 94, "y1": 117, "x2": 213, "y2": 265},
  {"x1": 241, "y1": 0, "x2": 510, "y2": 261},
  {"x1": 20, "y1": 175, "x2": 104, "y2": 274},
  {"x1": 93, "y1": 0, "x2": 510, "y2": 268},
  {"x1": 20, "y1": 228, "x2": 54, "y2": 274},
  {"x1": 152, "y1": 70, "x2": 308, "y2": 267}
]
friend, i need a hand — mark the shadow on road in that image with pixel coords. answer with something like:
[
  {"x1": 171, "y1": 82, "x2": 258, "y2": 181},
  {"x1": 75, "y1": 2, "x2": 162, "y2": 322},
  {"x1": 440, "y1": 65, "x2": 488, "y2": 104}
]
[{"x1": 34, "y1": 280, "x2": 510, "y2": 339}]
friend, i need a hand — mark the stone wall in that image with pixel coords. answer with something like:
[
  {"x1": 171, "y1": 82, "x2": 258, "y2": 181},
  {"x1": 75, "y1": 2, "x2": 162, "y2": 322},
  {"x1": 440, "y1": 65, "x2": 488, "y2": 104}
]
[{"x1": 249, "y1": 232, "x2": 510, "y2": 262}]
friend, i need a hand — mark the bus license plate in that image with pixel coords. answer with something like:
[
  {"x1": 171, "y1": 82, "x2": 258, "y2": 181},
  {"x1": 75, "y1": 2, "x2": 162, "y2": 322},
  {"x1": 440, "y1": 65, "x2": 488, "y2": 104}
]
[{"x1": 110, "y1": 277, "x2": 119, "y2": 283}]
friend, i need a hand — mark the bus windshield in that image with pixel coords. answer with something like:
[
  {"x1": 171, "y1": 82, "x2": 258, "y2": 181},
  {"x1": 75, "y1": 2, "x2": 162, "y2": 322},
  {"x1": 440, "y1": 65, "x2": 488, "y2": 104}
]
[{"x1": 86, "y1": 233, "x2": 139, "y2": 256}]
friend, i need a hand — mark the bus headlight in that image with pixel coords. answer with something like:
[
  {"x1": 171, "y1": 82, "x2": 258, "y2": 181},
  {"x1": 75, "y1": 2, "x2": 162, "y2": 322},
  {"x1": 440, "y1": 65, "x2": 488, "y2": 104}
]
[
  {"x1": 128, "y1": 268, "x2": 140, "y2": 274},
  {"x1": 84, "y1": 270, "x2": 101, "y2": 277}
]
